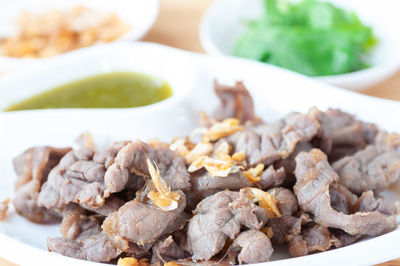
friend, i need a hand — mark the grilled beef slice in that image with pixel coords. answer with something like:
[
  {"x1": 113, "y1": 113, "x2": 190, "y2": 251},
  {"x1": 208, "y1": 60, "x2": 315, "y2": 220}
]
[
  {"x1": 105, "y1": 141, "x2": 190, "y2": 193},
  {"x1": 213, "y1": 81, "x2": 255, "y2": 124},
  {"x1": 332, "y1": 131, "x2": 400, "y2": 195},
  {"x1": 48, "y1": 206, "x2": 121, "y2": 262},
  {"x1": 151, "y1": 236, "x2": 189, "y2": 265},
  {"x1": 102, "y1": 191, "x2": 186, "y2": 250},
  {"x1": 230, "y1": 108, "x2": 320, "y2": 167},
  {"x1": 314, "y1": 108, "x2": 378, "y2": 161},
  {"x1": 294, "y1": 149, "x2": 396, "y2": 236},
  {"x1": 185, "y1": 190, "x2": 267, "y2": 261},
  {"x1": 38, "y1": 147, "x2": 111, "y2": 209},
  {"x1": 227, "y1": 230, "x2": 273, "y2": 264},
  {"x1": 13, "y1": 146, "x2": 71, "y2": 223}
]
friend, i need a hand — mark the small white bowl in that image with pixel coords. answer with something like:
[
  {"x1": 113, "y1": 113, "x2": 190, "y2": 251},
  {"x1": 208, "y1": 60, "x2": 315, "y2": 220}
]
[
  {"x1": 0, "y1": 0, "x2": 159, "y2": 73},
  {"x1": 200, "y1": 0, "x2": 400, "y2": 91}
]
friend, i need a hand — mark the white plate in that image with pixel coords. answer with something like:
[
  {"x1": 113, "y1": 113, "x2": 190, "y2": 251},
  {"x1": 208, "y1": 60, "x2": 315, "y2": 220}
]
[
  {"x1": 0, "y1": 43, "x2": 399, "y2": 266},
  {"x1": 199, "y1": 0, "x2": 400, "y2": 91},
  {"x1": 0, "y1": 0, "x2": 159, "y2": 73}
]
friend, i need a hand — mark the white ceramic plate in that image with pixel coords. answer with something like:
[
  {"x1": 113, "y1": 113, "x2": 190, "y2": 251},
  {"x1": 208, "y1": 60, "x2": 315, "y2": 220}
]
[
  {"x1": 0, "y1": 0, "x2": 159, "y2": 73},
  {"x1": 200, "y1": 0, "x2": 400, "y2": 91},
  {"x1": 0, "y1": 43, "x2": 399, "y2": 266}
]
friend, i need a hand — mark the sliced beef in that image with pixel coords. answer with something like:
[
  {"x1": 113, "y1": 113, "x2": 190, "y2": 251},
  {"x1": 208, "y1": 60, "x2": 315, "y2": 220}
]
[
  {"x1": 102, "y1": 191, "x2": 186, "y2": 250},
  {"x1": 59, "y1": 205, "x2": 101, "y2": 240},
  {"x1": 268, "y1": 187, "x2": 298, "y2": 216},
  {"x1": 13, "y1": 146, "x2": 71, "y2": 223},
  {"x1": 82, "y1": 196, "x2": 124, "y2": 216},
  {"x1": 151, "y1": 236, "x2": 188, "y2": 265},
  {"x1": 105, "y1": 141, "x2": 190, "y2": 194},
  {"x1": 189, "y1": 169, "x2": 252, "y2": 207},
  {"x1": 332, "y1": 137, "x2": 400, "y2": 195},
  {"x1": 227, "y1": 230, "x2": 273, "y2": 264},
  {"x1": 314, "y1": 108, "x2": 378, "y2": 161},
  {"x1": 329, "y1": 183, "x2": 358, "y2": 214},
  {"x1": 329, "y1": 228, "x2": 361, "y2": 248},
  {"x1": 47, "y1": 232, "x2": 121, "y2": 262},
  {"x1": 266, "y1": 188, "x2": 313, "y2": 245},
  {"x1": 38, "y1": 142, "x2": 136, "y2": 211},
  {"x1": 185, "y1": 190, "x2": 267, "y2": 261},
  {"x1": 38, "y1": 148, "x2": 108, "y2": 210},
  {"x1": 294, "y1": 149, "x2": 396, "y2": 236},
  {"x1": 357, "y1": 191, "x2": 398, "y2": 216},
  {"x1": 48, "y1": 207, "x2": 121, "y2": 262},
  {"x1": 230, "y1": 108, "x2": 320, "y2": 167},
  {"x1": 288, "y1": 224, "x2": 337, "y2": 257},
  {"x1": 213, "y1": 81, "x2": 255, "y2": 124},
  {"x1": 275, "y1": 142, "x2": 313, "y2": 175},
  {"x1": 93, "y1": 141, "x2": 131, "y2": 169},
  {"x1": 257, "y1": 165, "x2": 286, "y2": 190}
]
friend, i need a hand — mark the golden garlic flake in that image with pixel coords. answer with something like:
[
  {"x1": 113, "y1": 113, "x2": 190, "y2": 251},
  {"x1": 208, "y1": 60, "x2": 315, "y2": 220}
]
[
  {"x1": 243, "y1": 163, "x2": 264, "y2": 183},
  {"x1": 185, "y1": 142, "x2": 213, "y2": 163},
  {"x1": 243, "y1": 187, "x2": 281, "y2": 218},
  {"x1": 117, "y1": 257, "x2": 149, "y2": 266},
  {"x1": 146, "y1": 158, "x2": 180, "y2": 211},
  {"x1": 203, "y1": 118, "x2": 243, "y2": 142}
]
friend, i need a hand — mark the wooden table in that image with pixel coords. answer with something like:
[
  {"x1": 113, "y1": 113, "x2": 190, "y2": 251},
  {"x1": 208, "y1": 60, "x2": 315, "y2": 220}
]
[{"x1": 1, "y1": 0, "x2": 399, "y2": 265}]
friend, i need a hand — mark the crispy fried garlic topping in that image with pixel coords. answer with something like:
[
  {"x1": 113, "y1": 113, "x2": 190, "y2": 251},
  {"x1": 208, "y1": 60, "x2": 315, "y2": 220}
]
[
  {"x1": 146, "y1": 158, "x2": 180, "y2": 211},
  {"x1": 202, "y1": 118, "x2": 243, "y2": 142},
  {"x1": 243, "y1": 187, "x2": 281, "y2": 218},
  {"x1": 243, "y1": 163, "x2": 264, "y2": 183},
  {"x1": 117, "y1": 257, "x2": 149, "y2": 266}
]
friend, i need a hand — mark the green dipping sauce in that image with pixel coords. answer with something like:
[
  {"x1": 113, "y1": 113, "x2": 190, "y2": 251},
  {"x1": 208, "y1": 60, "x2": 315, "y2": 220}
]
[{"x1": 5, "y1": 72, "x2": 173, "y2": 111}]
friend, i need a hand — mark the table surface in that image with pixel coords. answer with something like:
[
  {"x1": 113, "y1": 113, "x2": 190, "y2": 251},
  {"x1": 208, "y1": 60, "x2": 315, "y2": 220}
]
[{"x1": 1, "y1": 0, "x2": 399, "y2": 265}]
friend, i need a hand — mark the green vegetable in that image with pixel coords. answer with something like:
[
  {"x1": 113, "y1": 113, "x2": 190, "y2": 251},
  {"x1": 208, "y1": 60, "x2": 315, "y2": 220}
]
[
  {"x1": 5, "y1": 72, "x2": 172, "y2": 111},
  {"x1": 233, "y1": 0, "x2": 377, "y2": 76}
]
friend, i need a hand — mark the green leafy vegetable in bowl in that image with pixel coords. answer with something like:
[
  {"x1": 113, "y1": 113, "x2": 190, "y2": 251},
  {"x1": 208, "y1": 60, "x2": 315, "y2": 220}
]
[{"x1": 234, "y1": 0, "x2": 377, "y2": 76}]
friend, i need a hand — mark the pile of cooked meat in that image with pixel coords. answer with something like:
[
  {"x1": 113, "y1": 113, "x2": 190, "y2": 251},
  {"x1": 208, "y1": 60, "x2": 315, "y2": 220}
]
[{"x1": 11, "y1": 81, "x2": 400, "y2": 265}]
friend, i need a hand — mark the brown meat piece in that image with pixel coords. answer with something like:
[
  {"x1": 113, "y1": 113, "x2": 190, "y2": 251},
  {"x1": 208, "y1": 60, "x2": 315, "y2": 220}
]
[
  {"x1": 59, "y1": 205, "x2": 101, "y2": 240},
  {"x1": 38, "y1": 141, "x2": 137, "y2": 210},
  {"x1": 82, "y1": 196, "x2": 124, "y2": 216},
  {"x1": 257, "y1": 165, "x2": 286, "y2": 190},
  {"x1": 329, "y1": 183, "x2": 358, "y2": 214},
  {"x1": 213, "y1": 81, "x2": 255, "y2": 123},
  {"x1": 268, "y1": 187, "x2": 298, "y2": 216},
  {"x1": 0, "y1": 198, "x2": 10, "y2": 221},
  {"x1": 288, "y1": 224, "x2": 338, "y2": 257},
  {"x1": 185, "y1": 190, "x2": 267, "y2": 261},
  {"x1": 47, "y1": 232, "x2": 121, "y2": 262},
  {"x1": 314, "y1": 109, "x2": 378, "y2": 161},
  {"x1": 227, "y1": 230, "x2": 273, "y2": 264},
  {"x1": 103, "y1": 191, "x2": 186, "y2": 249},
  {"x1": 230, "y1": 108, "x2": 320, "y2": 167},
  {"x1": 266, "y1": 188, "x2": 313, "y2": 245},
  {"x1": 105, "y1": 141, "x2": 190, "y2": 194},
  {"x1": 13, "y1": 146, "x2": 71, "y2": 223},
  {"x1": 151, "y1": 236, "x2": 188, "y2": 265},
  {"x1": 48, "y1": 206, "x2": 121, "y2": 262},
  {"x1": 38, "y1": 148, "x2": 109, "y2": 209},
  {"x1": 294, "y1": 149, "x2": 396, "y2": 236},
  {"x1": 357, "y1": 191, "x2": 398, "y2": 216},
  {"x1": 93, "y1": 141, "x2": 131, "y2": 168},
  {"x1": 188, "y1": 169, "x2": 252, "y2": 207},
  {"x1": 332, "y1": 136, "x2": 400, "y2": 194},
  {"x1": 329, "y1": 228, "x2": 361, "y2": 248}
]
